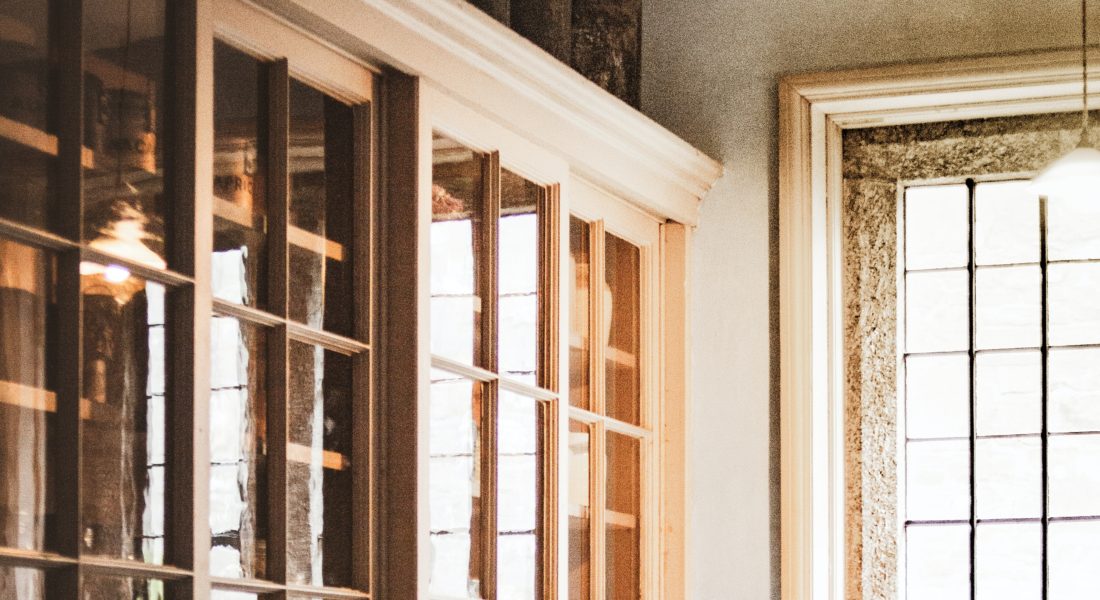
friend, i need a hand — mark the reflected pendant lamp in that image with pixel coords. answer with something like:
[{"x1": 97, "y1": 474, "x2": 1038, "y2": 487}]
[{"x1": 1033, "y1": 0, "x2": 1100, "y2": 197}]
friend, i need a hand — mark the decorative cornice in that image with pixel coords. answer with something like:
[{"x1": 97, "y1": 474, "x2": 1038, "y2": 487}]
[{"x1": 253, "y1": 0, "x2": 723, "y2": 225}]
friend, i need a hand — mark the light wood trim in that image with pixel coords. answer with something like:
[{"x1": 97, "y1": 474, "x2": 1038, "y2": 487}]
[
  {"x1": 590, "y1": 219, "x2": 606, "y2": 418},
  {"x1": 285, "y1": 442, "x2": 351, "y2": 471},
  {"x1": 538, "y1": 184, "x2": 561, "y2": 394},
  {"x1": 660, "y1": 223, "x2": 690, "y2": 600},
  {"x1": 480, "y1": 150, "x2": 500, "y2": 600},
  {"x1": 591, "y1": 418, "x2": 608, "y2": 600}
]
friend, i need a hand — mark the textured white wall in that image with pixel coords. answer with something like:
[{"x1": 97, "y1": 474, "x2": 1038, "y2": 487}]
[{"x1": 639, "y1": 2, "x2": 1086, "y2": 598}]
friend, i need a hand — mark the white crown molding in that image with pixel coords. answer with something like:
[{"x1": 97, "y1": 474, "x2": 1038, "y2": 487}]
[{"x1": 250, "y1": 0, "x2": 724, "y2": 225}]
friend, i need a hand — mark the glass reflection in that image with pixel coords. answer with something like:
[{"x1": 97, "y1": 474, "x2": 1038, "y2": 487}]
[
  {"x1": 569, "y1": 217, "x2": 592, "y2": 410},
  {"x1": 428, "y1": 370, "x2": 484, "y2": 599},
  {"x1": 0, "y1": 566, "x2": 45, "y2": 599},
  {"x1": 82, "y1": 573, "x2": 165, "y2": 600},
  {"x1": 80, "y1": 265, "x2": 166, "y2": 564},
  {"x1": 605, "y1": 431, "x2": 640, "y2": 600},
  {"x1": 497, "y1": 391, "x2": 542, "y2": 600},
  {"x1": 287, "y1": 341, "x2": 353, "y2": 587},
  {"x1": 83, "y1": 0, "x2": 169, "y2": 267},
  {"x1": 0, "y1": 0, "x2": 53, "y2": 230},
  {"x1": 209, "y1": 315, "x2": 267, "y2": 580},
  {"x1": 568, "y1": 421, "x2": 591, "y2": 600},
  {"x1": 288, "y1": 79, "x2": 355, "y2": 336},
  {"x1": 431, "y1": 134, "x2": 484, "y2": 366},
  {"x1": 213, "y1": 41, "x2": 266, "y2": 307},
  {"x1": 499, "y1": 171, "x2": 540, "y2": 385},
  {"x1": 605, "y1": 233, "x2": 640, "y2": 425},
  {"x1": 0, "y1": 240, "x2": 54, "y2": 552}
]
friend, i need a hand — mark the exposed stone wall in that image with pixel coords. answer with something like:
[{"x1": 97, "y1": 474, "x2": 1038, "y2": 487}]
[
  {"x1": 468, "y1": 0, "x2": 642, "y2": 107},
  {"x1": 842, "y1": 111, "x2": 1095, "y2": 599}
]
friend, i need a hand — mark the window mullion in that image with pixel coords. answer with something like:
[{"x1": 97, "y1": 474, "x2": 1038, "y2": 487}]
[
  {"x1": 481, "y1": 150, "x2": 500, "y2": 600},
  {"x1": 592, "y1": 419, "x2": 608, "y2": 600},
  {"x1": 1039, "y1": 194, "x2": 1050, "y2": 599},
  {"x1": 264, "y1": 57, "x2": 290, "y2": 591},
  {"x1": 966, "y1": 178, "x2": 977, "y2": 600},
  {"x1": 590, "y1": 220, "x2": 606, "y2": 417},
  {"x1": 51, "y1": 0, "x2": 84, "y2": 594},
  {"x1": 351, "y1": 101, "x2": 373, "y2": 593}
]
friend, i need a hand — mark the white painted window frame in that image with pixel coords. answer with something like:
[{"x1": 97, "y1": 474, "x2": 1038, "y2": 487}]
[{"x1": 778, "y1": 48, "x2": 1100, "y2": 600}]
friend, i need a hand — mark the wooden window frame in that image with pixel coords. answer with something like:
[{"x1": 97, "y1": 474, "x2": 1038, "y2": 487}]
[
  {"x1": 0, "y1": 1, "x2": 377, "y2": 598},
  {"x1": 779, "y1": 48, "x2": 1100, "y2": 600}
]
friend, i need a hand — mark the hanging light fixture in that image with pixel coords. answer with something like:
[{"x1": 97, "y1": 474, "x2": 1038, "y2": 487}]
[{"x1": 1033, "y1": 0, "x2": 1100, "y2": 197}]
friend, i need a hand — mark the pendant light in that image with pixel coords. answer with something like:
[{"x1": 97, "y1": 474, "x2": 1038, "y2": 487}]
[{"x1": 1032, "y1": 0, "x2": 1100, "y2": 198}]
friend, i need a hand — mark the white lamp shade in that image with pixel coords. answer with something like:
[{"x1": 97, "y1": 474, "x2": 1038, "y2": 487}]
[{"x1": 1032, "y1": 145, "x2": 1100, "y2": 199}]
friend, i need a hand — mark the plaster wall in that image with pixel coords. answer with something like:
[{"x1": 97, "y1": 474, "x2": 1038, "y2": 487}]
[{"x1": 638, "y1": 2, "x2": 1091, "y2": 598}]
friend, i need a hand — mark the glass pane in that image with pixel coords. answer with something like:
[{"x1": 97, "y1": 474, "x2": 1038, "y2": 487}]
[
  {"x1": 499, "y1": 170, "x2": 541, "y2": 385},
  {"x1": 975, "y1": 523, "x2": 1040, "y2": 600},
  {"x1": 1049, "y1": 347, "x2": 1100, "y2": 433},
  {"x1": 906, "y1": 353, "x2": 968, "y2": 439},
  {"x1": 1049, "y1": 520, "x2": 1100, "y2": 599},
  {"x1": 209, "y1": 316, "x2": 267, "y2": 580},
  {"x1": 0, "y1": 240, "x2": 55, "y2": 551},
  {"x1": 569, "y1": 217, "x2": 592, "y2": 410},
  {"x1": 975, "y1": 266, "x2": 1040, "y2": 350},
  {"x1": 1049, "y1": 434, "x2": 1100, "y2": 518},
  {"x1": 1047, "y1": 192, "x2": 1100, "y2": 261},
  {"x1": 82, "y1": 574, "x2": 165, "y2": 599},
  {"x1": 605, "y1": 233, "x2": 640, "y2": 425},
  {"x1": 431, "y1": 134, "x2": 484, "y2": 367},
  {"x1": 905, "y1": 270, "x2": 969, "y2": 354},
  {"x1": 497, "y1": 391, "x2": 543, "y2": 600},
  {"x1": 976, "y1": 351, "x2": 1040, "y2": 436},
  {"x1": 1049, "y1": 262, "x2": 1100, "y2": 347},
  {"x1": 429, "y1": 371, "x2": 484, "y2": 599},
  {"x1": 0, "y1": 0, "x2": 54, "y2": 231},
  {"x1": 83, "y1": 0, "x2": 169, "y2": 268},
  {"x1": 906, "y1": 524, "x2": 970, "y2": 600},
  {"x1": 975, "y1": 437, "x2": 1040, "y2": 519},
  {"x1": 213, "y1": 41, "x2": 266, "y2": 307},
  {"x1": 605, "y1": 432, "x2": 640, "y2": 600},
  {"x1": 568, "y1": 421, "x2": 591, "y2": 600},
  {"x1": 906, "y1": 439, "x2": 969, "y2": 521},
  {"x1": 287, "y1": 341, "x2": 354, "y2": 587},
  {"x1": 905, "y1": 184, "x2": 968, "y2": 270},
  {"x1": 80, "y1": 265, "x2": 166, "y2": 564},
  {"x1": 0, "y1": 566, "x2": 45, "y2": 599},
  {"x1": 288, "y1": 79, "x2": 356, "y2": 337},
  {"x1": 975, "y1": 180, "x2": 1039, "y2": 266}
]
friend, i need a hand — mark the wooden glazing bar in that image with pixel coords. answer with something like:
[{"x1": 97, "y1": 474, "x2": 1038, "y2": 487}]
[
  {"x1": 266, "y1": 59, "x2": 290, "y2": 319},
  {"x1": 0, "y1": 217, "x2": 80, "y2": 251},
  {"x1": 966, "y1": 178, "x2": 977, "y2": 600},
  {"x1": 481, "y1": 151, "x2": 501, "y2": 372},
  {"x1": 539, "y1": 400, "x2": 560, "y2": 600},
  {"x1": 351, "y1": 99, "x2": 374, "y2": 592},
  {"x1": 590, "y1": 220, "x2": 606, "y2": 417},
  {"x1": 79, "y1": 247, "x2": 196, "y2": 287},
  {"x1": 538, "y1": 184, "x2": 561, "y2": 393},
  {"x1": 267, "y1": 325, "x2": 290, "y2": 583},
  {"x1": 1039, "y1": 194, "x2": 1050, "y2": 599},
  {"x1": 0, "y1": 548, "x2": 78, "y2": 569},
  {"x1": 482, "y1": 380, "x2": 499, "y2": 600},
  {"x1": 591, "y1": 419, "x2": 608, "y2": 600}
]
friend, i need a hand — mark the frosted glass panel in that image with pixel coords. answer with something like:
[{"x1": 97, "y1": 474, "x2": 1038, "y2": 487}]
[
  {"x1": 976, "y1": 351, "x2": 1040, "y2": 436},
  {"x1": 975, "y1": 523, "x2": 1041, "y2": 600},
  {"x1": 1049, "y1": 434, "x2": 1100, "y2": 518},
  {"x1": 975, "y1": 266, "x2": 1040, "y2": 350},
  {"x1": 906, "y1": 270, "x2": 969, "y2": 354},
  {"x1": 906, "y1": 354, "x2": 969, "y2": 439},
  {"x1": 975, "y1": 180, "x2": 1039, "y2": 266},
  {"x1": 905, "y1": 185, "x2": 969, "y2": 270},
  {"x1": 907, "y1": 524, "x2": 970, "y2": 600},
  {"x1": 1049, "y1": 263, "x2": 1100, "y2": 347},
  {"x1": 1047, "y1": 192, "x2": 1100, "y2": 261},
  {"x1": 907, "y1": 440, "x2": 969, "y2": 521},
  {"x1": 975, "y1": 437, "x2": 1041, "y2": 519},
  {"x1": 1049, "y1": 520, "x2": 1100, "y2": 599},
  {"x1": 1049, "y1": 348, "x2": 1100, "y2": 433}
]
